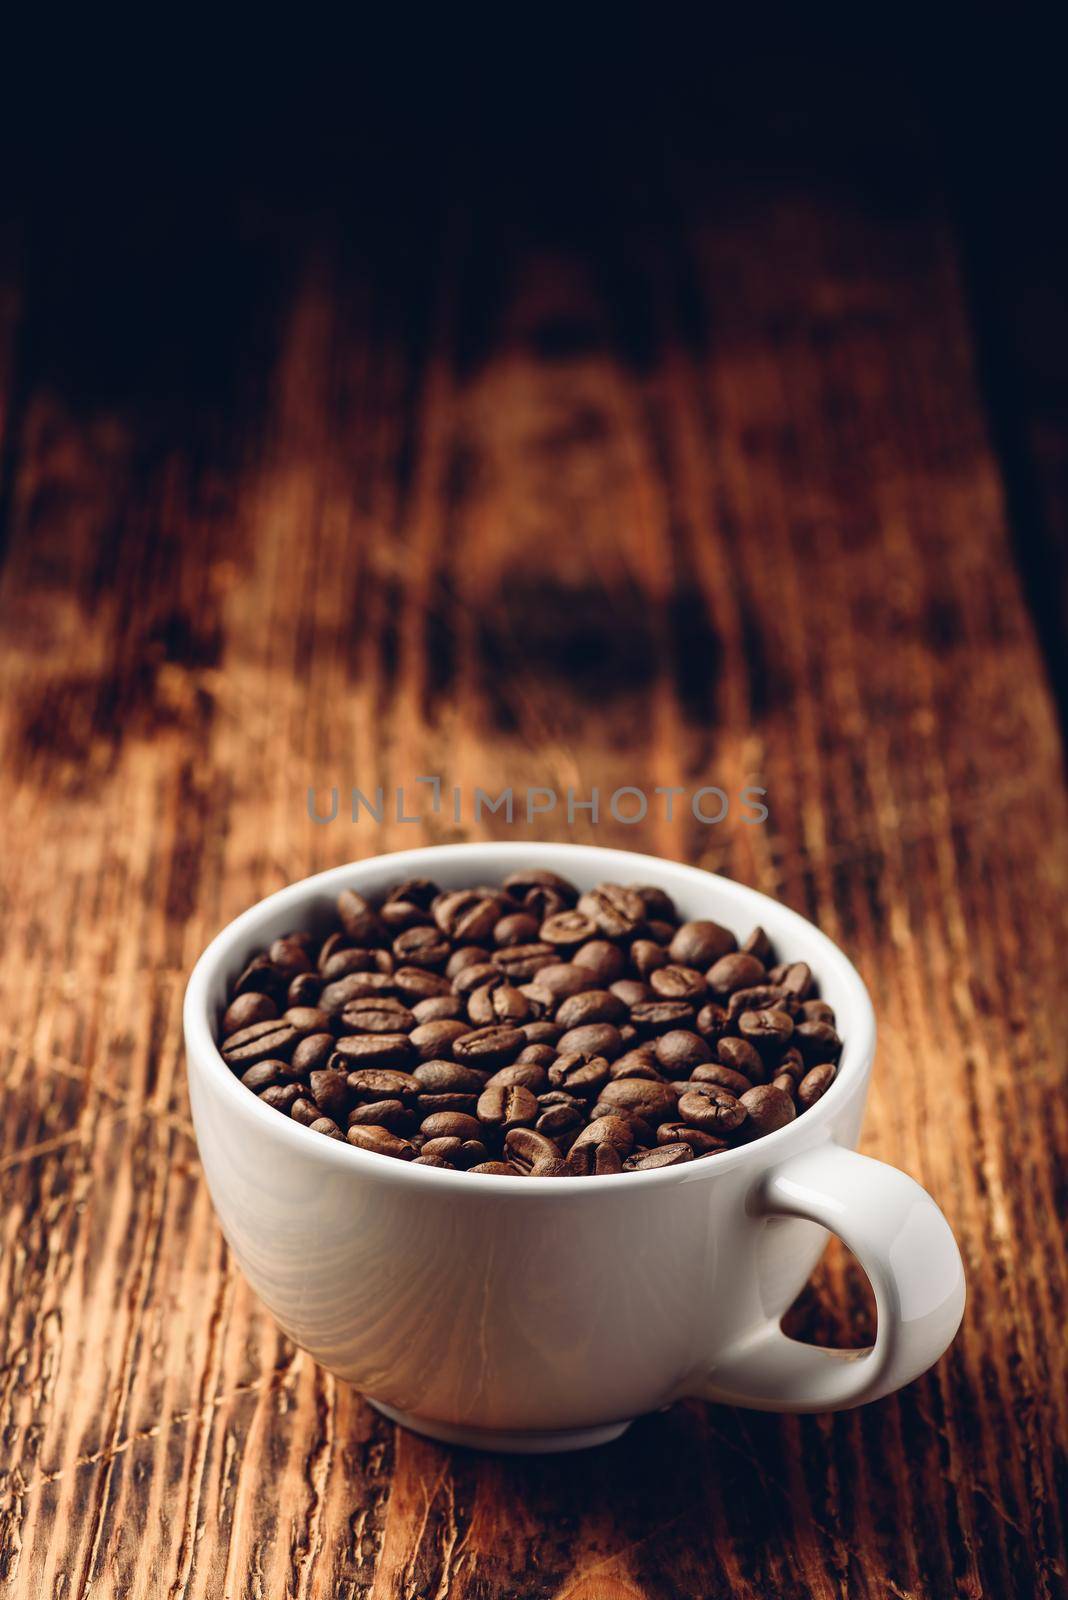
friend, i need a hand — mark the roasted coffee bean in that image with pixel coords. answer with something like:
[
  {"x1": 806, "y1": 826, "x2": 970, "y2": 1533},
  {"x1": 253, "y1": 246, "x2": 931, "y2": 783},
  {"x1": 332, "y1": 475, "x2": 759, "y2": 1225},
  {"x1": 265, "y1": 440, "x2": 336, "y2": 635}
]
[
  {"x1": 557, "y1": 1023, "x2": 623, "y2": 1060},
  {"x1": 795, "y1": 1021, "x2": 843, "y2": 1065},
  {"x1": 224, "y1": 871, "x2": 844, "y2": 1176},
  {"x1": 392, "y1": 967, "x2": 454, "y2": 1002},
  {"x1": 706, "y1": 952, "x2": 767, "y2": 997},
  {"x1": 517, "y1": 982, "x2": 556, "y2": 1018},
  {"x1": 290, "y1": 1096, "x2": 322, "y2": 1126},
  {"x1": 467, "y1": 980, "x2": 530, "y2": 1028},
  {"x1": 346, "y1": 1125, "x2": 417, "y2": 1160},
  {"x1": 598, "y1": 1078, "x2": 678, "y2": 1124},
  {"x1": 780, "y1": 961, "x2": 814, "y2": 998},
  {"x1": 414, "y1": 1061, "x2": 485, "y2": 1095},
  {"x1": 234, "y1": 953, "x2": 288, "y2": 1001},
  {"x1": 493, "y1": 911, "x2": 541, "y2": 947},
  {"x1": 536, "y1": 1102, "x2": 585, "y2": 1140},
  {"x1": 694, "y1": 1002, "x2": 730, "y2": 1043},
  {"x1": 309, "y1": 1068, "x2": 350, "y2": 1119},
  {"x1": 629, "y1": 939, "x2": 669, "y2": 977},
  {"x1": 485, "y1": 1061, "x2": 549, "y2": 1092},
  {"x1": 504, "y1": 1126, "x2": 562, "y2": 1172},
  {"x1": 333, "y1": 1033, "x2": 416, "y2": 1069},
  {"x1": 476, "y1": 1083, "x2": 538, "y2": 1130},
  {"x1": 468, "y1": 1161, "x2": 522, "y2": 1175},
  {"x1": 547, "y1": 1052, "x2": 610, "y2": 1098},
  {"x1": 287, "y1": 972, "x2": 323, "y2": 1007},
  {"x1": 241, "y1": 1060, "x2": 288, "y2": 1092},
  {"x1": 690, "y1": 1061, "x2": 753, "y2": 1097},
  {"x1": 726, "y1": 984, "x2": 795, "y2": 1020},
  {"x1": 611, "y1": 979, "x2": 653, "y2": 1009},
  {"x1": 540, "y1": 910, "x2": 598, "y2": 948},
  {"x1": 269, "y1": 936, "x2": 313, "y2": 979},
  {"x1": 739, "y1": 1083, "x2": 796, "y2": 1134},
  {"x1": 589, "y1": 1104, "x2": 656, "y2": 1146},
  {"x1": 386, "y1": 877, "x2": 439, "y2": 910},
  {"x1": 555, "y1": 989, "x2": 627, "y2": 1030},
  {"x1": 260, "y1": 1083, "x2": 302, "y2": 1112},
  {"x1": 742, "y1": 926, "x2": 774, "y2": 964},
  {"x1": 570, "y1": 1114, "x2": 634, "y2": 1155},
  {"x1": 577, "y1": 883, "x2": 645, "y2": 938},
  {"x1": 419, "y1": 1136, "x2": 464, "y2": 1165},
  {"x1": 657, "y1": 1122, "x2": 730, "y2": 1156},
  {"x1": 284, "y1": 1005, "x2": 333, "y2": 1037},
  {"x1": 567, "y1": 1142, "x2": 624, "y2": 1175},
  {"x1": 344, "y1": 1066, "x2": 420, "y2": 1101},
  {"x1": 420, "y1": 1111, "x2": 483, "y2": 1141},
  {"x1": 777, "y1": 1045, "x2": 806, "y2": 1081},
  {"x1": 609, "y1": 1044, "x2": 662, "y2": 1081},
  {"x1": 316, "y1": 931, "x2": 350, "y2": 971},
  {"x1": 434, "y1": 889, "x2": 504, "y2": 943},
  {"x1": 503, "y1": 869, "x2": 578, "y2": 908},
  {"x1": 321, "y1": 973, "x2": 389, "y2": 1013},
  {"x1": 678, "y1": 1085, "x2": 747, "y2": 1133},
  {"x1": 654, "y1": 1030, "x2": 711, "y2": 1075},
  {"x1": 630, "y1": 1000, "x2": 696, "y2": 1035},
  {"x1": 337, "y1": 998, "x2": 414, "y2": 1036},
  {"x1": 516, "y1": 1043, "x2": 557, "y2": 1067},
  {"x1": 520, "y1": 1020, "x2": 562, "y2": 1046},
  {"x1": 414, "y1": 1092, "x2": 479, "y2": 1116},
  {"x1": 222, "y1": 1018, "x2": 299, "y2": 1067},
  {"x1": 669, "y1": 919, "x2": 737, "y2": 968},
  {"x1": 538, "y1": 1088, "x2": 585, "y2": 1110},
  {"x1": 222, "y1": 991, "x2": 277, "y2": 1036},
  {"x1": 452, "y1": 961, "x2": 501, "y2": 997},
  {"x1": 337, "y1": 890, "x2": 386, "y2": 946},
  {"x1": 717, "y1": 1036, "x2": 767, "y2": 1082},
  {"x1": 738, "y1": 1008, "x2": 795, "y2": 1058},
  {"x1": 380, "y1": 898, "x2": 433, "y2": 934},
  {"x1": 309, "y1": 1116, "x2": 346, "y2": 1140},
  {"x1": 392, "y1": 925, "x2": 452, "y2": 969},
  {"x1": 291, "y1": 1032, "x2": 336, "y2": 1074},
  {"x1": 446, "y1": 945, "x2": 490, "y2": 980},
  {"x1": 530, "y1": 1157, "x2": 573, "y2": 1177},
  {"x1": 411, "y1": 994, "x2": 466, "y2": 1024},
  {"x1": 406, "y1": 1018, "x2": 470, "y2": 1059},
  {"x1": 536, "y1": 962, "x2": 591, "y2": 999},
  {"x1": 452, "y1": 1025, "x2": 525, "y2": 1067},
  {"x1": 630, "y1": 884, "x2": 676, "y2": 921},
  {"x1": 624, "y1": 1143, "x2": 694, "y2": 1170},
  {"x1": 492, "y1": 943, "x2": 557, "y2": 981},
  {"x1": 347, "y1": 1099, "x2": 412, "y2": 1132},
  {"x1": 572, "y1": 940, "x2": 627, "y2": 984},
  {"x1": 798, "y1": 1062, "x2": 837, "y2": 1107}
]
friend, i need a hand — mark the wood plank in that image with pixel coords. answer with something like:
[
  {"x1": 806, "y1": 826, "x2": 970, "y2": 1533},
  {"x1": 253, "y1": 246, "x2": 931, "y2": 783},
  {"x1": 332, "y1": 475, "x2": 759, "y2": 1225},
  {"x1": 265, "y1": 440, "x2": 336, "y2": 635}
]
[{"x1": 0, "y1": 139, "x2": 1065, "y2": 1598}]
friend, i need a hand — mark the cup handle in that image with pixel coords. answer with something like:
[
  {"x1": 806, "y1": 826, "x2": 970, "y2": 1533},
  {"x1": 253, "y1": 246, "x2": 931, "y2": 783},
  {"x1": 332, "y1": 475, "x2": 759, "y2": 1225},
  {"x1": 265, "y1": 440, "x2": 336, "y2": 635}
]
[{"x1": 691, "y1": 1143, "x2": 966, "y2": 1412}]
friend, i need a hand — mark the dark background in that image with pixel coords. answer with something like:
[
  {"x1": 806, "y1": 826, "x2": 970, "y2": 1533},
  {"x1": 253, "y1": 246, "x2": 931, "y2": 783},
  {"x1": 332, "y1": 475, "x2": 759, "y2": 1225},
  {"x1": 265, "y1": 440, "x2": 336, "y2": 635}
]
[{"x1": 2, "y1": 33, "x2": 1066, "y2": 726}]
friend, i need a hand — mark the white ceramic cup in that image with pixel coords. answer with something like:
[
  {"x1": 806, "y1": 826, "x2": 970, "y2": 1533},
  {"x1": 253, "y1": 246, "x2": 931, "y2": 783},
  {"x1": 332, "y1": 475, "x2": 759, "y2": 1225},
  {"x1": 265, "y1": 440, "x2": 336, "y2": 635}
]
[{"x1": 184, "y1": 843, "x2": 966, "y2": 1453}]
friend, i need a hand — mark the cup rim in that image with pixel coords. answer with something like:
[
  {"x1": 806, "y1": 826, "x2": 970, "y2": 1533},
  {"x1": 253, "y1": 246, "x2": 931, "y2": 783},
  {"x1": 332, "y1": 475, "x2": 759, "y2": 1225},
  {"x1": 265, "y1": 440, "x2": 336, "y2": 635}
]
[{"x1": 184, "y1": 843, "x2": 876, "y2": 1195}]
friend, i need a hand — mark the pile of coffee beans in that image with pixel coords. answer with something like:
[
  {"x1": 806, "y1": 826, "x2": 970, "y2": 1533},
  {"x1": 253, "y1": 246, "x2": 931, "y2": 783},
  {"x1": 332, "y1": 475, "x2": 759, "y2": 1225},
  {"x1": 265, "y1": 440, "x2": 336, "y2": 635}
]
[{"x1": 217, "y1": 873, "x2": 842, "y2": 1176}]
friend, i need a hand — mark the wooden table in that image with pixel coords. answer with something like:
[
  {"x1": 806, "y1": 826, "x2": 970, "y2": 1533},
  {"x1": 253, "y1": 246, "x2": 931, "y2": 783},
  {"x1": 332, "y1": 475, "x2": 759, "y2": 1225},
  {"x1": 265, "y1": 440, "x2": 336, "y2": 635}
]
[{"x1": 1, "y1": 100, "x2": 1066, "y2": 1598}]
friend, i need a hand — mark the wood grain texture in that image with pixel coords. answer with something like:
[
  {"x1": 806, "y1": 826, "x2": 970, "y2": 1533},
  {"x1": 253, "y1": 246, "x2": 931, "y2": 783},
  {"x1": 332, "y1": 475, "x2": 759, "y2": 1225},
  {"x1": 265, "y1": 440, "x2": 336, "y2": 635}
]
[{"x1": 0, "y1": 135, "x2": 1066, "y2": 1599}]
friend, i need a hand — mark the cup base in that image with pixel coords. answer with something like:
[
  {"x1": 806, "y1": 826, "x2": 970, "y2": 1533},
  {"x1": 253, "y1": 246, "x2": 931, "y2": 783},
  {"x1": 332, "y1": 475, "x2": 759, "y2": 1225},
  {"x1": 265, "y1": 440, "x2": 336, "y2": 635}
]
[{"x1": 366, "y1": 1398, "x2": 633, "y2": 1454}]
